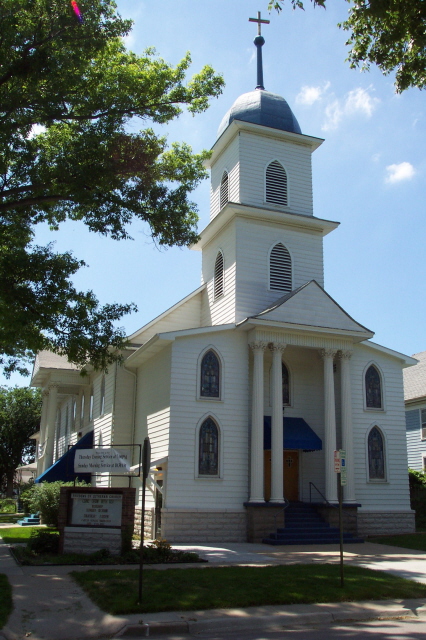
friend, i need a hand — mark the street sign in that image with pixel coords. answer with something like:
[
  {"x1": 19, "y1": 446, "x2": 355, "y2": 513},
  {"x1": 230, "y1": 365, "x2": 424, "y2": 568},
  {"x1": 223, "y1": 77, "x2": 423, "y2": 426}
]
[{"x1": 334, "y1": 450, "x2": 341, "y2": 473}]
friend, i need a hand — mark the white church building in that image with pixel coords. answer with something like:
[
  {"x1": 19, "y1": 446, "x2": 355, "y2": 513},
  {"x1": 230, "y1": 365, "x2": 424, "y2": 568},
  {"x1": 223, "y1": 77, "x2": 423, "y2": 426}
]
[{"x1": 32, "y1": 26, "x2": 416, "y2": 542}]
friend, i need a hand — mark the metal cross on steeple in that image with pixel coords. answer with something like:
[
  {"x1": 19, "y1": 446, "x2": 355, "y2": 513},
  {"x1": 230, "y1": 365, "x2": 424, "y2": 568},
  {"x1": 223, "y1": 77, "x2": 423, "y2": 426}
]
[{"x1": 248, "y1": 11, "x2": 270, "y2": 90}]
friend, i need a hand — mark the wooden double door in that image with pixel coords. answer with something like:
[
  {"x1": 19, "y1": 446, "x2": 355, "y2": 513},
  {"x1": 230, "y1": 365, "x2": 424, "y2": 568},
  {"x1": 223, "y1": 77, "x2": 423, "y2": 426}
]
[{"x1": 264, "y1": 450, "x2": 299, "y2": 502}]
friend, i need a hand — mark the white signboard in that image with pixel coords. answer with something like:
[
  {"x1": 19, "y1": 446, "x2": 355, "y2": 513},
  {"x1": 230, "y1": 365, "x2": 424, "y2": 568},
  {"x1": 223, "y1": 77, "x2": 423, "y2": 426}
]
[
  {"x1": 334, "y1": 450, "x2": 341, "y2": 473},
  {"x1": 74, "y1": 448, "x2": 136, "y2": 475},
  {"x1": 71, "y1": 493, "x2": 122, "y2": 527}
]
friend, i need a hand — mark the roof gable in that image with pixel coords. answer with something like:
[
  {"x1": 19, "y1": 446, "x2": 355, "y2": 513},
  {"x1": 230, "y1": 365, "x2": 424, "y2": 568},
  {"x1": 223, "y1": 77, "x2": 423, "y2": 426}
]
[
  {"x1": 404, "y1": 350, "x2": 426, "y2": 401},
  {"x1": 251, "y1": 281, "x2": 373, "y2": 336}
]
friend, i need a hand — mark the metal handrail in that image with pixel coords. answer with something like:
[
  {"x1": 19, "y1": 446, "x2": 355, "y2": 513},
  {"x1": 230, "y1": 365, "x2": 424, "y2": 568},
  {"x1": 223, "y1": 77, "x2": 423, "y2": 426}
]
[
  {"x1": 309, "y1": 481, "x2": 357, "y2": 520},
  {"x1": 273, "y1": 498, "x2": 290, "y2": 529}
]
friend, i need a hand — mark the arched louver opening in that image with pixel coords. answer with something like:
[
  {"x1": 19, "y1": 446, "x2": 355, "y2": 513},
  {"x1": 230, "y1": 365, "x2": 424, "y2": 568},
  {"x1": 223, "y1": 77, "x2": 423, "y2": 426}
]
[
  {"x1": 266, "y1": 160, "x2": 287, "y2": 206},
  {"x1": 365, "y1": 365, "x2": 382, "y2": 409},
  {"x1": 214, "y1": 251, "x2": 224, "y2": 300},
  {"x1": 269, "y1": 243, "x2": 292, "y2": 292},
  {"x1": 220, "y1": 171, "x2": 229, "y2": 210}
]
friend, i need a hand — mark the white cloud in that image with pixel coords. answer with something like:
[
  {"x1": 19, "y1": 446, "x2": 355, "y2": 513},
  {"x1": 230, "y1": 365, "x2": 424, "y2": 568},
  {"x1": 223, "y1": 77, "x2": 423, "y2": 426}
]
[
  {"x1": 27, "y1": 124, "x2": 46, "y2": 139},
  {"x1": 385, "y1": 162, "x2": 416, "y2": 184},
  {"x1": 296, "y1": 81, "x2": 330, "y2": 106},
  {"x1": 322, "y1": 86, "x2": 379, "y2": 131}
]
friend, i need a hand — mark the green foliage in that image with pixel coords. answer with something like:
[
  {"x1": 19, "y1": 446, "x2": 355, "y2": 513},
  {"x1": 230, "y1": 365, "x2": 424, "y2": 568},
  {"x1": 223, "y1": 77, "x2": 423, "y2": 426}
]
[
  {"x1": 268, "y1": 0, "x2": 425, "y2": 92},
  {"x1": 25, "y1": 480, "x2": 89, "y2": 527},
  {"x1": 0, "y1": 0, "x2": 224, "y2": 376},
  {"x1": 0, "y1": 386, "x2": 41, "y2": 497},
  {"x1": 0, "y1": 574, "x2": 13, "y2": 630},
  {"x1": 0, "y1": 498, "x2": 16, "y2": 513},
  {"x1": 408, "y1": 468, "x2": 426, "y2": 530},
  {"x1": 27, "y1": 529, "x2": 60, "y2": 554}
]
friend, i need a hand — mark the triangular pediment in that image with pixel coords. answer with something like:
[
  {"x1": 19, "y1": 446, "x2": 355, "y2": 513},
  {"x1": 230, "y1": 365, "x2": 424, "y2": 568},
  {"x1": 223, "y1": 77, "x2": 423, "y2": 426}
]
[{"x1": 251, "y1": 281, "x2": 373, "y2": 337}]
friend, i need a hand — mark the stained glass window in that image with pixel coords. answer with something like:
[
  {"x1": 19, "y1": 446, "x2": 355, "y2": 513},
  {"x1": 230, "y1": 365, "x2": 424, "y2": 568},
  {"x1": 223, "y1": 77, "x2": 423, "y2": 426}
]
[
  {"x1": 200, "y1": 350, "x2": 220, "y2": 398},
  {"x1": 199, "y1": 417, "x2": 219, "y2": 475},
  {"x1": 282, "y1": 362, "x2": 290, "y2": 405},
  {"x1": 365, "y1": 365, "x2": 382, "y2": 409},
  {"x1": 368, "y1": 426, "x2": 385, "y2": 480}
]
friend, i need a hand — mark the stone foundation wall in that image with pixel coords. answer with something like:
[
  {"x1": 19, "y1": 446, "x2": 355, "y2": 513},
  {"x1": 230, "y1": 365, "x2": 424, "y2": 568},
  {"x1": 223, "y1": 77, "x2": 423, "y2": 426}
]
[
  {"x1": 162, "y1": 509, "x2": 247, "y2": 542},
  {"x1": 245, "y1": 504, "x2": 286, "y2": 543},
  {"x1": 357, "y1": 510, "x2": 415, "y2": 537},
  {"x1": 134, "y1": 507, "x2": 154, "y2": 539},
  {"x1": 63, "y1": 526, "x2": 121, "y2": 555},
  {"x1": 315, "y1": 505, "x2": 359, "y2": 535}
]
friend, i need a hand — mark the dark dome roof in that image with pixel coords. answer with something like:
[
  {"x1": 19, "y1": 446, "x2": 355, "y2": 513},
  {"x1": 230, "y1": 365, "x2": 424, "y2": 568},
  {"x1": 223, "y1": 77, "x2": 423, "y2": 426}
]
[{"x1": 217, "y1": 89, "x2": 302, "y2": 138}]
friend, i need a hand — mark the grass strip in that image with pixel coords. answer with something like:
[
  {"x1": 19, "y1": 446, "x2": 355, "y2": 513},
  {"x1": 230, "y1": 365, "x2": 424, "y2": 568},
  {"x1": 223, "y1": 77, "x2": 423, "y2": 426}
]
[
  {"x1": 71, "y1": 564, "x2": 426, "y2": 615},
  {"x1": 0, "y1": 526, "x2": 47, "y2": 544},
  {"x1": 0, "y1": 574, "x2": 13, "y2": 629},
  {"x1": 369, "y1": 533, "x2": 426, "y2": 552}
]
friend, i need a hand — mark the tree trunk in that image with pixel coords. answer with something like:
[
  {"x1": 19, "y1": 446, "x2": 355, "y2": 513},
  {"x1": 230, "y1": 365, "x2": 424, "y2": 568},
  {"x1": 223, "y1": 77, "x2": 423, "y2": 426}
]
[{"x1": 6, "y1": 469, "x2": 15, "y2": 498}]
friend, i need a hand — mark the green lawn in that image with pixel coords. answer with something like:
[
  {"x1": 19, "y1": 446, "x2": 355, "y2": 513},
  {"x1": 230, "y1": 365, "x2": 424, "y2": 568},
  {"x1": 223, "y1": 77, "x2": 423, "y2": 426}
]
[
  {"x1": 369, "y1": 533, "x2": 426, "y2": 552},
  {"x1": 0, "y1": 526, "x2": 47, "y2": 544},
  {"x1": 0, "y1": 574, "x2": 13, "y2": 629},
  {"x1": 71, "y1": 564, "x2": 426, "y2": 615}
]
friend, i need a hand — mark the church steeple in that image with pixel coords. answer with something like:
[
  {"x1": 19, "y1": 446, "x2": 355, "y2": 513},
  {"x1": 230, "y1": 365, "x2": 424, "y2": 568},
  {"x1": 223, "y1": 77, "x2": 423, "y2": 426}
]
[{"x1": 248, "y1": 11, "x2": 270, "y2": 90}]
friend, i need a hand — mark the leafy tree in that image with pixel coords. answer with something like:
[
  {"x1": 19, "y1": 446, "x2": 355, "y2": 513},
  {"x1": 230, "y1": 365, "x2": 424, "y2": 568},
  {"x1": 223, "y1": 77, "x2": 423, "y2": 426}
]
[
  {"x1": 268, "y1": 0, "x2": 426, "y2": 92},
  {"x1": 0, "y1": 0, "x2": 224, "y2": 376},
  {"x1": 0, "y1": 387, "x2": 41, "y2": 497}
]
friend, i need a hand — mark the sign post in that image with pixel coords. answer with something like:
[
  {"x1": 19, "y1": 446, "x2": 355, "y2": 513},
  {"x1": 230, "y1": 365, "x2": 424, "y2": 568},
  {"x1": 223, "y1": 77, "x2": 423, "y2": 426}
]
[
  {"x1": 138, "y1": 437, "x2": 151, "y2": 605},
  {"x1": 334, "y1": 449, "x2": 346, "y2": 587}
]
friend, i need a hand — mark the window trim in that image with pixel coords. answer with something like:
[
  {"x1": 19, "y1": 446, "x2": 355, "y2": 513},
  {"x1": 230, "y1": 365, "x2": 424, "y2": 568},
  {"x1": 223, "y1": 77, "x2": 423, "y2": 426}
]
[
  {"x1": 363, "y1": 362, "x2": 385, "y2": 412},
  {"x1": 264, "y1": 159, "x2": 289, "y2": 208},
  {"x1": 194, "y1": 413, "x2": 223, "y2": 479},
  {"x1": 268, "y1": 241, "x2": 293, "y2": 293},
  {"x1": 197, "y1": 346, "x2": 224, "y2": 402},
  {"x1": 365, "y1": 424, "x2": 388, "y2": 483},
  {"x1": 421, "y1": 407, "x2": 426, "y2": 441}
]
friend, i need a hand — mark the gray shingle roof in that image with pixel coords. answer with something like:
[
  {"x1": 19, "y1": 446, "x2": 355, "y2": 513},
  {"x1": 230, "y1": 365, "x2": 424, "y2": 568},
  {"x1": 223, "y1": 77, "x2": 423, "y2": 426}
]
[{"x1": 404, "y1": 351, "x2": 426, "y2": 401}]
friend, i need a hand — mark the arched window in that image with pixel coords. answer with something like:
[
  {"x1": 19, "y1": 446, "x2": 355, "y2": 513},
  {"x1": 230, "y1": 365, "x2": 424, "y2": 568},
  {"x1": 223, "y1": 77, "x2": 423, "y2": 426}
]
[
  {"x1": 368, "y1": 426, "x2": 386, "y2": 480},
  {"x1": 269, "y1": 243, "x2": 292, "y2": 292},
  {"x1": 200, "y1": 350, "x2": 220, "y2": 398},
  {"x1": 365, "y1": 365, "x2": 382, "y2": 409},
  {"x1": 100, "y1": 375, "x2": 105, "y2": 416},
  {"x1": 266, "y1": 160, "x2": 287, "y2": 206},
  {"x1": 199, "y1": 417, "x2": 219, "y2": 476},
  {"x1": 220, "y1": 171, "x2": 229, "y2": 210},
  {"x1": 282, "y1": 362, "x2": 290, "y2": 405},
  {"x1": 214, "y1": 251, "x2": 224, "y2": 300}
]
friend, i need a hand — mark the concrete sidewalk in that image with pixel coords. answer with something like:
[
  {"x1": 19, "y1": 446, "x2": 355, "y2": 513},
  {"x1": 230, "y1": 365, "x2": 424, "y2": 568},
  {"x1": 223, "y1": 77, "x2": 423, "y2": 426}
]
[{"x1": 2, "y1": 537, "x2": 426, "y2": 639}]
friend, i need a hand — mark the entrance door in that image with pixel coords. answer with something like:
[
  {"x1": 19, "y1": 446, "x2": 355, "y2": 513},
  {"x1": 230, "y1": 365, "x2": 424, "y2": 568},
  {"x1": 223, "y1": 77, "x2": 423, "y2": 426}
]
[{"x1": 263, "y1": 450, "x2": 299, "y2": 502}]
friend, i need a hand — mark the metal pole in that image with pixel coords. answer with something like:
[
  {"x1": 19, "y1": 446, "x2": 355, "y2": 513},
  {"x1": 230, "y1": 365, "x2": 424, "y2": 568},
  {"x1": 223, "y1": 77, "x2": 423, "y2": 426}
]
[
  {"x1": 138, "y1": 437, "x2": 151, "y2": 606},
  {"x1": 338, "y1": 476, "x2": 344, "y2": 587}
]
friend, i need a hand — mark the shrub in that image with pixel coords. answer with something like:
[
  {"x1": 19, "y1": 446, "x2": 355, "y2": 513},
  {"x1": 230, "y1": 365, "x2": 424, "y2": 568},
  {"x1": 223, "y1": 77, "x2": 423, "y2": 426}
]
[
  {"x1": 27, "y1": 530, "x2": 60, "y2": 554},
  {"x1": 25, "y1": 480, "x2": 89, "y2": 527},
  {"x1": 0, "y1": 498, "x2": 16, "y2": 513}
]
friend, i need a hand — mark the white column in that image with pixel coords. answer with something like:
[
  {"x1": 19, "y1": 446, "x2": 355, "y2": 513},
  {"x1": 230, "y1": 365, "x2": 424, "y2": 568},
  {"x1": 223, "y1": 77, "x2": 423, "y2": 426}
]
[
  {"x1": 340, "y1": 350, "x2": 356, "y2": 502},
  {"x1": 43, "y1": 384, "x2": 59, "y2": 471},
  {"x1": 37, "y1": 390, "x2": 49, "y2": 474},
  {"x1": 270, "y1": 343, "x2": 286, "y2": 503},
  {"x1": 83, "y1": 387, "x2": 91, "y2": 429},
  {"x1": 321, "y1": 349, "x2": 338, "y2": 503},
  {"x1": 249, "y1": 342, "x2": 266, "y2": 503}
]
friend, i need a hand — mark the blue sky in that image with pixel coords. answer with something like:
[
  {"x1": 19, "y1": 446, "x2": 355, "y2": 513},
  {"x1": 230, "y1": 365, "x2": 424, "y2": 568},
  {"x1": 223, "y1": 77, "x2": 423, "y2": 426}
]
[{"x1": 5, "y1": 0, "x2": 425, "y2": 386}]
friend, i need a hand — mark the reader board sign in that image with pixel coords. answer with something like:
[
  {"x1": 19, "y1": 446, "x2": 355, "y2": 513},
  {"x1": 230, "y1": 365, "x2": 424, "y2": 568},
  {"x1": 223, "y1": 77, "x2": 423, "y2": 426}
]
[
  {"x1": 74, "y1": 448, "x2": 136, "y2": 475},
  {"x1": 70, "y1": 492, "x2": 122, "y2": 527}
]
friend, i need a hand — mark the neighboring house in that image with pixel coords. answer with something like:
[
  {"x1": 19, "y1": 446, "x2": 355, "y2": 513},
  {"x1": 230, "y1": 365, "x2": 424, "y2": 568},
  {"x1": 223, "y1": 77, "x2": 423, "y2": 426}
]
[
  {"x1": 31, "y1": 33, "x2": 416, "y2": 542},
  {"x1": 404, "y1": 351, "x2": 426, "y2": 471}
]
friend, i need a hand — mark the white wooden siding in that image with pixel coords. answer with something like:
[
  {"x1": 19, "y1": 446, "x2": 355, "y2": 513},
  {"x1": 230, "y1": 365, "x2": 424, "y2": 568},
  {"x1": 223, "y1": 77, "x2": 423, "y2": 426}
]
[
  {"x1": 406, "y1": 404, "x2": 426, "y2": 471},
  {"x1": 133, "y1": 293, "x2": 202, "y2": 345},
  {"x1": 201, "y1": 223, "x2": 237, "y2": 325},
  {"x1": 351, "y1": 344, "x2": 411, "y2": 512},
  {"x1": 167, "y1": 330, "x2": 249, "y2": 509},
  {"x1": 238, "y1": 131, "x2": 314, "y2": 216},
  {"x1": 234, "y1": 218, "x2": 324, "y2": 321},
  {"x1": 210, "y1": 136, "x2": 240, "y2": 220},
  {"x1": 92, "y1": 369, "x2": 115, "y2": 487}
]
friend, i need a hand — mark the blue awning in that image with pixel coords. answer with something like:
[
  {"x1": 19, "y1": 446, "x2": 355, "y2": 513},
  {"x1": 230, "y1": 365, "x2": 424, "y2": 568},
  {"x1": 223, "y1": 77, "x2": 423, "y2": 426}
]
[
  {"x1": 264, "y1": 417, "x2": 322, "y2": 452},
  {"x1": 35, "y1": 430, "x2": 93, "y2": 483}
]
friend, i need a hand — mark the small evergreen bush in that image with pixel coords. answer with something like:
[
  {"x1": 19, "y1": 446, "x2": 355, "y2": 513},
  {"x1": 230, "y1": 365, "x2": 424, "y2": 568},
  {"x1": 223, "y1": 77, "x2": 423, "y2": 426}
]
[{"x1": 28, "y1": 529, "x2": 60, "y2": 554}]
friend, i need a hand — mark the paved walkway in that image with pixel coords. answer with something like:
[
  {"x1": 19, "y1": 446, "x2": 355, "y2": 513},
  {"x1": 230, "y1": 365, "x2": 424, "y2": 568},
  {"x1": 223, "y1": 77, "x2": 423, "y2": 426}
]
[{"x1": 2, "y1": 537, "x2": 426, "y2": 639}]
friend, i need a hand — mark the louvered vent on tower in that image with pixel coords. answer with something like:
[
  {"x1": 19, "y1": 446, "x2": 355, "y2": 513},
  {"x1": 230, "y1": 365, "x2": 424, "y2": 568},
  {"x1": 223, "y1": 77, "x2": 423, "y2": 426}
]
[
  {"x1": 214, "y1": 251, "x2": 224, "y2": 299},
  {"x1": 269, "y1": 243, "x2": 292, "y2": 291},
  {"x1": 266, "y1": 161, "x2": 287, "y2": 206},
  {"x1": 220, "y1": 171, "x2": 229, "y2": 210}
]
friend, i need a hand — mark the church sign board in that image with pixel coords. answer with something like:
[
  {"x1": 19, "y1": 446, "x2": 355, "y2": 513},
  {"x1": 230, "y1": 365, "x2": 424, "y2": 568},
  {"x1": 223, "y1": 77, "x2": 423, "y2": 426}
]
[
  {"x1": 74, "y1": 448, "x2": 137, "y2": 475},
  {"x1": 70, "y1": 493, "x2": 123, "y2": 527}
]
